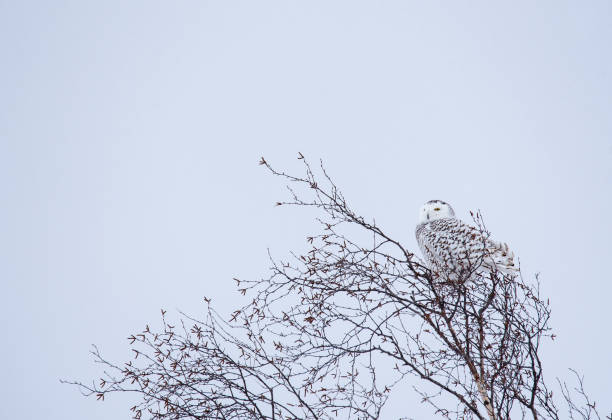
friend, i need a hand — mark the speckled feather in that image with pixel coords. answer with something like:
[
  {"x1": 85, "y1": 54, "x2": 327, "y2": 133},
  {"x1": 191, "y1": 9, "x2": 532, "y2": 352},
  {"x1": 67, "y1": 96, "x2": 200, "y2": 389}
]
[{"x1": 416, "y1": 217, "x2": 517, "y2": 278}]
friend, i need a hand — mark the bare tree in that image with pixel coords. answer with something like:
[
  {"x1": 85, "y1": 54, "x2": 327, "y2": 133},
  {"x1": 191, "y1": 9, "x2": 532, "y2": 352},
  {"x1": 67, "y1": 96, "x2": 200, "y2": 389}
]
[{"x1": 65, "y1": 155, "x2": 608, "y2": 420}]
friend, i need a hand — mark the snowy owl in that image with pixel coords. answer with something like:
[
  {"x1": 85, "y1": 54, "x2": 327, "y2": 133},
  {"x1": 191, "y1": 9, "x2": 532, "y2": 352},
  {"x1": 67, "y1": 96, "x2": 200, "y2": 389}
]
[{"x1": 415, "y1": 200, "x2": 517, "y2": 280}]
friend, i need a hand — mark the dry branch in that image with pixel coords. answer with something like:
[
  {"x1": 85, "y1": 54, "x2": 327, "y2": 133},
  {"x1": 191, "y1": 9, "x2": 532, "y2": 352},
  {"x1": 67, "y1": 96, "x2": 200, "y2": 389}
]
[{"x1": 65, "y1": 155, "x2": 605, "y2": 420}]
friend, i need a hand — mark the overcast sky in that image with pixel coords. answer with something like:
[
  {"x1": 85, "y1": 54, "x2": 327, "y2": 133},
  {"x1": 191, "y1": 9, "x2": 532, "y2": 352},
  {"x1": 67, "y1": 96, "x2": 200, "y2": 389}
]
[{"x1": 1, "y1": 2, "x2": 611, "y2": 419}]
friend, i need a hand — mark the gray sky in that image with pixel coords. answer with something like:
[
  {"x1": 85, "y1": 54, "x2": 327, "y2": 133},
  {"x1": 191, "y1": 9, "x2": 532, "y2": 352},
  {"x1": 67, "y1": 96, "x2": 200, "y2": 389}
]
[{"x1": 1, "y1": 2, "x2": 611, "y2": 419}]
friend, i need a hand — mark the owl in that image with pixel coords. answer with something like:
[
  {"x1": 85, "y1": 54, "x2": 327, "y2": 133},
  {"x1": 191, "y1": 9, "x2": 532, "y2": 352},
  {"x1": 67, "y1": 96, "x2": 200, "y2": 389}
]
[{"x1": 415, "y1": 200, "x2": 517, "y2": 280}]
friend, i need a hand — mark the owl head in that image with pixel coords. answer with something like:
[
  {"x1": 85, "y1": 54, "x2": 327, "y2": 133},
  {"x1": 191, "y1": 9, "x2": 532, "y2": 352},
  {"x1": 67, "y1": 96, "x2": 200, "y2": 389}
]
[{"x1": 418, "y1": 200, "x2": 455, "y2": 224}]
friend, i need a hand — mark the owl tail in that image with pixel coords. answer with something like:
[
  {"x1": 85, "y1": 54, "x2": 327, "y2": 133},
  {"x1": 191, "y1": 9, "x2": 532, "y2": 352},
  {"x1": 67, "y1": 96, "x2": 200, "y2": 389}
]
[{"x1": 485, "y1": 241, "x2": 519, "y2": 275}]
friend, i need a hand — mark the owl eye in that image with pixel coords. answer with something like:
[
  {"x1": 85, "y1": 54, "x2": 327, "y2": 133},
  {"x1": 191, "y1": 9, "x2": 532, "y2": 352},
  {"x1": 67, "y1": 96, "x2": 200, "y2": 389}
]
[{"x1": 434, "y1": 207, "x2": 440, "y2": 211}]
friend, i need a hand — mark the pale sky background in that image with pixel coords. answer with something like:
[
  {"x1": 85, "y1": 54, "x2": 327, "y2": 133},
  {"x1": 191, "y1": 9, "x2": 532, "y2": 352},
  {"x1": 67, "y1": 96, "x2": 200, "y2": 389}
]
[{"x1": 1, "y1": 2, "x2": 611, "y2": 419}]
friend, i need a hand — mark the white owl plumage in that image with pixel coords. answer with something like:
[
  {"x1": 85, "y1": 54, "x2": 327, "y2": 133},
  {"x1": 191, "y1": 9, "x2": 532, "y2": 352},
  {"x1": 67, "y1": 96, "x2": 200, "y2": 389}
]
[{"x1": 415, "y1": 200, "x2": 517, "y2": 279}]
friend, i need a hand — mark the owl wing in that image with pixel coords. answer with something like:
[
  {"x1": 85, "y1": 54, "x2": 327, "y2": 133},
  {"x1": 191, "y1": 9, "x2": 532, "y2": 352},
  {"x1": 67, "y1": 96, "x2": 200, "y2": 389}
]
[{"x1": 417, "y1": 218, "x2": 517, "y2": 276}]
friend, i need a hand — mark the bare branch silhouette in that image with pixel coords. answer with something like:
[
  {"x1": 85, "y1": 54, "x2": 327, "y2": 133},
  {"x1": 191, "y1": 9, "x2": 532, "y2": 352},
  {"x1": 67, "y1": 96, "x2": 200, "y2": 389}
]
[{"x1": 65, "y1": 155, "x2": 606, "y2": 420}]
